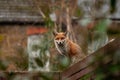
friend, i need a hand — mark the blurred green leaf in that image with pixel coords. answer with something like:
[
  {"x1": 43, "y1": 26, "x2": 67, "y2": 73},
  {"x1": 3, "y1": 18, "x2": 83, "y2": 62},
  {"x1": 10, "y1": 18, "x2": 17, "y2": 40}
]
[
  {"x1": 81, "y1": 73, "x2": 92, "y2": 80},
  {"x1": 45, "y1": 18, "x2": 54, "y2": 28},
  {"x1": 95, "y1": 73, "x2": 105, "y2": 80},
  {"x1": 109, "y1": 64, "x2": 120, "y2": 73},
  {"x1": 59, "y1": 56, "x2": 70, "y2": 69},
  {"x1": 75, "y1": 8, "x2": 82, "y2": 17},
  {"x1": 95, "y1": 19, "x2": 111, "y2": 33}
]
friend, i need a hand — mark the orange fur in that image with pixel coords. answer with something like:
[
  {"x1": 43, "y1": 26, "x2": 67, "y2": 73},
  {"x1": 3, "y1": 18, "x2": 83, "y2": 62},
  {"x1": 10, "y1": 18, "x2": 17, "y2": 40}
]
[{"x1": 53, "y1": 32, "x2": 85, "y2": 63}]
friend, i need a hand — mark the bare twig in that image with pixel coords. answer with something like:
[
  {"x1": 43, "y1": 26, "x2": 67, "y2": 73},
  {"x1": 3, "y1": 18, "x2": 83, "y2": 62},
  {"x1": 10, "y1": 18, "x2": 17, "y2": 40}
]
[
  {"x1": 66, "y1": 7, "x2": 77, "y2": 43},
  {"x1": 33, "y1": 0, "x2": 46, "y2": 19}
]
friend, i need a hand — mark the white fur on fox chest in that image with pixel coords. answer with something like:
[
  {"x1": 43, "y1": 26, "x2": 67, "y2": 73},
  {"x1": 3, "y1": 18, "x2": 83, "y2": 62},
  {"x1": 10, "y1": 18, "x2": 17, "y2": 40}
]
[{"x1": 54, "y1": 39, "x2": 69, "y2": 56}]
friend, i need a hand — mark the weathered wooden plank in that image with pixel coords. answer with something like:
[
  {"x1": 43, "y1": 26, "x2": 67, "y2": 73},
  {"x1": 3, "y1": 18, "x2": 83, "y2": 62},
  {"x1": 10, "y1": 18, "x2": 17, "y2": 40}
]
[
  {"x1": 62, "y1": 37, "x2": 120, "y2": 80},
  {"x1": 68, "y1": 58, "x2": 112, "y2": 80},
  {"x1": 68, "y1": 65, "x2": 95, "y2": 80},
  {"x1": 62, "y1": 55, "x2": 93, "y2": 78}
]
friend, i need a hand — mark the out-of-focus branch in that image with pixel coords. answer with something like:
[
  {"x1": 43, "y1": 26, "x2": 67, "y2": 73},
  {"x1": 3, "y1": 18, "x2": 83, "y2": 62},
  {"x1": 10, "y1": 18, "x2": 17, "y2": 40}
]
[
  {"x1": 66, "y1": 7, "x2": 77, "y2": 43},
  {"x1": 33, "y1": 0, "x2": 46, "y2": 19},
  {"x1": 70, "y1": 0, "x2": 78, "y2": 16}
]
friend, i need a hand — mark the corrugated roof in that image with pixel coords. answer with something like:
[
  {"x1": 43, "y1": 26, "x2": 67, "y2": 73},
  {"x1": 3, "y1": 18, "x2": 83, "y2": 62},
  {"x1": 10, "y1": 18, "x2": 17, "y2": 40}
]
[{"x1": 0, "y1": 0, "x2": 43, "y2": 22}]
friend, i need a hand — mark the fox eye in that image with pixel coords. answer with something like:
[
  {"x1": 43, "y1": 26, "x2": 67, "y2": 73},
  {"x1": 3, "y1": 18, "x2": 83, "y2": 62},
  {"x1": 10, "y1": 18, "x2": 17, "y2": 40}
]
[
  {"x1": 55, "y1": 37, "x2": 65, "y2": 40},
  {"x1": 61, "y1": 37, "x2": 65, "y2": 39}
]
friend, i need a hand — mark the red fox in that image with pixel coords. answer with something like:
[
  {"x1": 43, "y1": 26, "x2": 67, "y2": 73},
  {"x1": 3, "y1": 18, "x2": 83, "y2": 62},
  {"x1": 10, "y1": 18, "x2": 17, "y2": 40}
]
[{"x1": 53, "y1": 31, "x2": 85, "y2": 63}]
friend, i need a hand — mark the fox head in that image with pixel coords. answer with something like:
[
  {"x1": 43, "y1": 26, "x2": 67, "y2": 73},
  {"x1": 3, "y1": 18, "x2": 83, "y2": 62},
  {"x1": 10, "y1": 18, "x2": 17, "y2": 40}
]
[{"x1": 53, "y1": 31, "x2": 67, "y2": 46}]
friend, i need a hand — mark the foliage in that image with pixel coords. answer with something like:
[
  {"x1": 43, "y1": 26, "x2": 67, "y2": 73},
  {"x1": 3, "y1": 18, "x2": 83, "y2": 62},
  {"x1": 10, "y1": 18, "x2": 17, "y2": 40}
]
[
  {"x1": 95, "y1": 62, "x2": 120, "y2": 80},
  {"x1": 80, "y1": 73, "x2": 93, "y2": 80},
  {"x1": 95, "y1": 19, "x2": 111, "y2": 33}
]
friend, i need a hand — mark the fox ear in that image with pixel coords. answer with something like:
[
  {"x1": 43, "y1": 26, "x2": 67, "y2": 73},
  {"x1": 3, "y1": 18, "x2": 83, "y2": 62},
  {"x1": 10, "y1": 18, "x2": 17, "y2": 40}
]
[
  {"x1": 53, "y1": 30, "x2": 58, "y2": 36},
  {"x1": 64, "y1": 31, "x2": 67, "y2": 36}
]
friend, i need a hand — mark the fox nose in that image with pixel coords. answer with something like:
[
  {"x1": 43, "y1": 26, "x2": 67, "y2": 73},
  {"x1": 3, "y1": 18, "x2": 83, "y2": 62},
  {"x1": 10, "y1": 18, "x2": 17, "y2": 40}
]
[
  {"x1": 60, "y1": 42, "x2": 62, "y2": 44},
  {"x1": 57, "y1": 42, "x2": 61, "y2": 44},
  {"x1": 57, "y1": 41, "x2": 62, "y2": 45}
]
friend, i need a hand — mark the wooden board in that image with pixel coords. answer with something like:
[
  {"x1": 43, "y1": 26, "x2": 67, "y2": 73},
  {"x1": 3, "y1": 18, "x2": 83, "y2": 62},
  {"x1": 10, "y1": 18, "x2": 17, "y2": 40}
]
[{"x1": 62, "y1": 37, "x2": 120, "y2": 80}]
